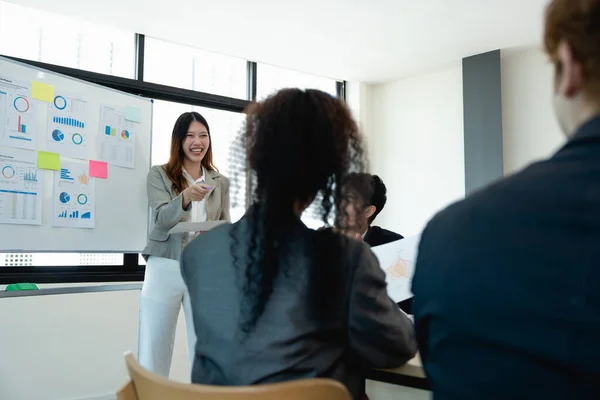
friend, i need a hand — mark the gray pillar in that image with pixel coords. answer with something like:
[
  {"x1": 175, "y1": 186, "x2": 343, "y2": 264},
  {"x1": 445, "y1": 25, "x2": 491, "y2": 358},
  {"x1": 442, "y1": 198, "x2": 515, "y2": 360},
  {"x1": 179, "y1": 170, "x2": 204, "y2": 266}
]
[{"x1": 462, "y1": 50, "x2": 504, "y2": 195}]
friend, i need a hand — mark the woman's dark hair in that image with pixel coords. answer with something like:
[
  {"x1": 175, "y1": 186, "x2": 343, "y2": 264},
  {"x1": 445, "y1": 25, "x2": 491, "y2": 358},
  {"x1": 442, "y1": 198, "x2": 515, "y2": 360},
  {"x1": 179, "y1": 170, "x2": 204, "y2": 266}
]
[
  {"x1": 163, "y1": 111, "x2": 217, "y2": 194},
  {"x1": 231, "y1": 88, "x2": 366, "y2": 338}
]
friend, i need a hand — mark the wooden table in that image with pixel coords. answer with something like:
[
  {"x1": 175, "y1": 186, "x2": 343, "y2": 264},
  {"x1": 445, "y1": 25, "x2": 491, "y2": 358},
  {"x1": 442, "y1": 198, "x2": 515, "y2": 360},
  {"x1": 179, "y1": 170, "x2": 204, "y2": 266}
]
[{"x1": 366, "y1": 355, "x2": 430, "y2": 391}]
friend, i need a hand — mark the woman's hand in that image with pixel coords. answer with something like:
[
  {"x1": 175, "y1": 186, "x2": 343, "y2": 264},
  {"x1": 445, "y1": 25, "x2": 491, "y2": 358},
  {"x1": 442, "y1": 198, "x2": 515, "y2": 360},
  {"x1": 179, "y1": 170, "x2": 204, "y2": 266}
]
[{"x1": 182, "y1": 183, "x2": 212, "y2": 208}]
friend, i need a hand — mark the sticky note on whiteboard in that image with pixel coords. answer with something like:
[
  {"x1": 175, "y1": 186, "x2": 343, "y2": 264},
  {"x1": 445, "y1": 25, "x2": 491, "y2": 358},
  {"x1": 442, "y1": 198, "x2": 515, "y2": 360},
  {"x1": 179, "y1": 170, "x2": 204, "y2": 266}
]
[
  {"x1": 89, "y1": 160, "x2": 108, "y2": 179},
  {"x1": 37, "y1": 151, "x2": 60, "y2": 170},
  {"x1": 31, "y1": 81, "x2": 55, "y2": 102},
  {"x1": 124, "y1": 106, "x2": 142, "y2": 123}
]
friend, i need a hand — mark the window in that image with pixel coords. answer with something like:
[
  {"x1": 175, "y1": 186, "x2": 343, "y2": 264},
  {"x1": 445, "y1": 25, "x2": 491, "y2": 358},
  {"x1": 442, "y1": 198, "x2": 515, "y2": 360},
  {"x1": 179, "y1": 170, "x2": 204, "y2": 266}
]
[
  {"x1": 144, "y1": 37, "x2": 247, "y2": 99},
  {"x1": 0, "y1": 1, "x2": 344, "y2": 280},
  {"x1": 0, "y1": 1, "x2": 135, "y2": 78},
  {"x1": 256, "y1": 63, "x2": 339, "y2": 100},
  {"x1": 255, "y1": 63, "x2": 340, "y2": 228},
  {"x1": 151, "y1": 100, "x2": 247, "y2": 222}
]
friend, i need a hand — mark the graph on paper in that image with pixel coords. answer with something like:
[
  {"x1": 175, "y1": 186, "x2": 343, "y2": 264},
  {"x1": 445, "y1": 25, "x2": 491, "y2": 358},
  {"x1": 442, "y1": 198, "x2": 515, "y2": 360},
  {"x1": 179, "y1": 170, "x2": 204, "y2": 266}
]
[
  {"x1": 371, "y1": 235, "x2": 422, "y2": 303},
  {"x1": 53, "y1": 160, "x2": 95, "y2": 229},
  {"x1": 47, "y1": 92, "x2": 90, "y2": 160},
  {"x1": 0, "y1": 77, "x2": 40, "y2": 151},
  {"x1": 99, "y1": 104, "x2": 136, "y2": 169},
  {"x1": 52, "y1": 116, "x2": 84, "y2": 129},
  {"x1": 0, "y1": 146, "x2": 43, "y2": 225}
]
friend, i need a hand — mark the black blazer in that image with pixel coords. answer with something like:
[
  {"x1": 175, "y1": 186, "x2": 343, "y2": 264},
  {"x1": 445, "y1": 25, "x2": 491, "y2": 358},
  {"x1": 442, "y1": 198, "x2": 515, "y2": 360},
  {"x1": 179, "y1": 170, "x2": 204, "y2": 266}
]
[
  {"x1": 363, "y1": 226, "x2": 404, "y2": 247},
  {"x1": 412, "y1": 115, "x2": 600, "y2": 399}
]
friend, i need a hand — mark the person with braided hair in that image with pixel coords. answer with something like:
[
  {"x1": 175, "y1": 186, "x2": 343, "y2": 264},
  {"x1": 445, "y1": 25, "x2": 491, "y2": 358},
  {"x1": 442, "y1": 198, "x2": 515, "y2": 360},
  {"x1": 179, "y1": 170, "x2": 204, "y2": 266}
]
[{"x1": 181, "y1": 88, "x2": 417, "y2": 399}]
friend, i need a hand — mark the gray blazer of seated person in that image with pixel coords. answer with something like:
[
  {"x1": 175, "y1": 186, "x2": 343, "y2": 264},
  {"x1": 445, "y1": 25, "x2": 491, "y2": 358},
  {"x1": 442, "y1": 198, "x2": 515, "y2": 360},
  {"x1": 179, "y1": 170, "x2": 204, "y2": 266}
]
[
  {"x1": 181, "y1": 212, "x2": 417, "y2": 400},
  {"x1": 142, "y1": 164, "x2": 230, "y2": 262}
]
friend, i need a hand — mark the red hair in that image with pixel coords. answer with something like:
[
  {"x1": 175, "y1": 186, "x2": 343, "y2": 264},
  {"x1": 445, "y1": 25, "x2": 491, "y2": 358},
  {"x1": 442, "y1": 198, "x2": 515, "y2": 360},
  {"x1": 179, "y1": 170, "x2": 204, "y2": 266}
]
[{"x1": 544, "y1": 0, "x2": 600, "y2": 96}]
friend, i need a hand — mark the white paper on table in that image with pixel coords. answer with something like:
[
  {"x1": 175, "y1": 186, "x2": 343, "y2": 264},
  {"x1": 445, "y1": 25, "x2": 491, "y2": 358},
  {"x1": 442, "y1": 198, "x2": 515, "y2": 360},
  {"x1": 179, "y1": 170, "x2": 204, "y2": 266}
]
[
  {"x1": 168, "y1": 220, "x2": 229, "y2": 234},
  {"x1": 371, "y1": 234, "x2": 422, "y2": 303}
]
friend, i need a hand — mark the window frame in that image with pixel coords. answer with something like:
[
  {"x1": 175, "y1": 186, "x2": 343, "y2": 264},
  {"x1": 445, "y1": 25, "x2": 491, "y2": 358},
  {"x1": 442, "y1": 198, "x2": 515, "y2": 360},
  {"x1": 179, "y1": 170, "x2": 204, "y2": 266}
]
[{"x1": 0, "y1": 31, "x2": 345, "y2": 284}]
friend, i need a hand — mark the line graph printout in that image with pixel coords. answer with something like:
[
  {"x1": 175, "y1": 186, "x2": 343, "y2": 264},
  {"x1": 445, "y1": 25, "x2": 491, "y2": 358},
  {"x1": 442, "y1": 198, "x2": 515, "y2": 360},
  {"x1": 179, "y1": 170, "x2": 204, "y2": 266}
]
[
  {"x1": 371, "y1": 235, "x2": 421, "y2": 303},
  {"x1": 0, "y1": 146, "x2": 43, "y2": 225}
]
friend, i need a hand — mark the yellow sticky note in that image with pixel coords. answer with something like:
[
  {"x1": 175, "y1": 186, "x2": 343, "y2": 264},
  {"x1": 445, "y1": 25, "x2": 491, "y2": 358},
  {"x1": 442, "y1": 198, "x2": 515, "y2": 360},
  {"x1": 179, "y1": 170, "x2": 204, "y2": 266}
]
[
  {"x1": 38, "y1": 151, "x2": 60, "y2": 171},
  {"x1": 31, "y1": 81, "x2": 55, "y2": 103}
]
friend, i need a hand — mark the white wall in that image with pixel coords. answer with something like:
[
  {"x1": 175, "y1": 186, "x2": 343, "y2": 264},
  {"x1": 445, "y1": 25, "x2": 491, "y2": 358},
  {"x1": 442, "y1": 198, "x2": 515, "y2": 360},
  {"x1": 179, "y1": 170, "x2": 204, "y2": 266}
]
[
  {"x1": 366, "y1": 65, "x2": 466, "y2": 236},
  {"x1": 0, "y1": 287, "x2": 191, "y2": 400},
  {"x1": 501, "y1": 48, "x2": 565, "y2": 175},
  {"x1": 346, "y1": 81, "x2": 371, "y2": 131}
]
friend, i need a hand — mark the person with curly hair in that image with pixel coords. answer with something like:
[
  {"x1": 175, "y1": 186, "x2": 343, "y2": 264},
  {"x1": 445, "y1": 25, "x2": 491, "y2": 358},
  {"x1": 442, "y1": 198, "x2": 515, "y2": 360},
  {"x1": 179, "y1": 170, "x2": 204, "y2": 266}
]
[{"x1": 181, "y1": 88, "x2": 417, "y2": 399}]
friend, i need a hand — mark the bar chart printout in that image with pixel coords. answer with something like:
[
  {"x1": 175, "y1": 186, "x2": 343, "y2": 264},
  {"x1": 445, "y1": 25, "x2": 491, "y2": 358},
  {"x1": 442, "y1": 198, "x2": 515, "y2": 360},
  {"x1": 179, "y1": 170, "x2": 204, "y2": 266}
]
[
  {"x1": 0, "y1": 146, "x2": 43, "y2": 225},
  {"x1": 0, "y1": 77, "x2": 39, "y2": 151},
  {"x1": 99, "y1": 104, "x2": 135, "y2": 169},
  {"x1": 47, "y1": 92, "x2": 89, "y2": 160},
  {"x1": 53, "y1": 159, "x2": 95, "y2": 229}
]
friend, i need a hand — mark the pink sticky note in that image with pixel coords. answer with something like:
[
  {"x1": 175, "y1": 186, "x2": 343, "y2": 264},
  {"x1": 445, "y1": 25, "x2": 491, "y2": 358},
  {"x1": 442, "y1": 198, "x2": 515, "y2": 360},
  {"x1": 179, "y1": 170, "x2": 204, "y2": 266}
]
[{"x1": 89, "y1": 160, "x2": 108, "y2": 179}]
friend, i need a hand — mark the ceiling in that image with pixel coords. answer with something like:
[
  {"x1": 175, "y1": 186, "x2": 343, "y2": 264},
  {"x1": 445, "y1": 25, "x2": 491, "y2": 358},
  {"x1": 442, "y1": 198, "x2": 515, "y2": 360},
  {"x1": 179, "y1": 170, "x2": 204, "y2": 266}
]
[{"x1": 6, "y1": 0, "x2": 550, "y2": 83}]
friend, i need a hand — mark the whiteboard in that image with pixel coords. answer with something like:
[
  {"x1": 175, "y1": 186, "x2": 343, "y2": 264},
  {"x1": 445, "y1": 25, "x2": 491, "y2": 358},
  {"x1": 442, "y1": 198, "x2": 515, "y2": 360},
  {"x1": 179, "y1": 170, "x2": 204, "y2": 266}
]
[{"x1": 0, "y1": 56, "x2": 152, "y2": 252}]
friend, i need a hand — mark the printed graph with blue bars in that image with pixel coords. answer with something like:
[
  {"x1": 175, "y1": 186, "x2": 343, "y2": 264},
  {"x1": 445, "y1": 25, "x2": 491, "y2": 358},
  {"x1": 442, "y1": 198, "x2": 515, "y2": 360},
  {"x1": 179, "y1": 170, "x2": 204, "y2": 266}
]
[
  {"x1": 24, "y1": 169, "x2": 37, "y2": 182},
  {"x1": 58, "y1": 210, "x2": 79, "y2": 218},
  {"x1": 53, "y1": 116, "x2": 84, "y2": 129},
  {"x1": 60, "y1": 168, "x2": 74, "y2": 181},
  {"x1": 57, "y1": 210, "x2": 91, "y2": 219}
]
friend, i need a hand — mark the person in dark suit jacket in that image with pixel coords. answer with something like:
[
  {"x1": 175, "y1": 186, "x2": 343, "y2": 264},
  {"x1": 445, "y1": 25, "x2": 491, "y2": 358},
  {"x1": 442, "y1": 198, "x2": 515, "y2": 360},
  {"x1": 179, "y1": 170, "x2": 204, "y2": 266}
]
[
  {"x1": 181, "y1": 89, "x2": 417, "y2": 400},
  {"x1": 338, "y1": 173, "x2": 412, "y2": 313},
  {"x1": 412, "y1": 1, "x2": 600, "y2": 398},
  {"x1": 338, "y1": 173, "x2": 404, "y2": 247}
]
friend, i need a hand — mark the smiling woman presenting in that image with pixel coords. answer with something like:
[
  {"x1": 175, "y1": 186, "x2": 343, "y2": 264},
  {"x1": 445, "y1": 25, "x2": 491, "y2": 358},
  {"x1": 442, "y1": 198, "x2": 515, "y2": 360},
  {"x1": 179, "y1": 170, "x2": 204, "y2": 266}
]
[{"x1": 138, "y1": 111, "x2": 230, "y2": 377}]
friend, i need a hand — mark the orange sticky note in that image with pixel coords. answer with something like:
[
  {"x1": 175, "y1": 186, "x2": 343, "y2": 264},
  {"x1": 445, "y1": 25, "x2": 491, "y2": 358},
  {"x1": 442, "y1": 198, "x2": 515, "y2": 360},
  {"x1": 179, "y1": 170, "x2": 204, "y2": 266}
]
[
  {"x1": 89, "y1": 160, "x2": 108, "y2": 179},
  {"x1": 37, "y1": 151, "x2": 60, "y2": 170},
  {"x1": 31, "y1": 81, "x2": 55, "y2": 102}
]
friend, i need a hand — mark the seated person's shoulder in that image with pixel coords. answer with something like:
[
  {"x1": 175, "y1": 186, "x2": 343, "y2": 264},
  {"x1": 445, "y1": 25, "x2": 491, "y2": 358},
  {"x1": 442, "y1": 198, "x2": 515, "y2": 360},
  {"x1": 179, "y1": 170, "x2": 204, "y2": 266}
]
[
  {"x1": 181, "y1": 223, "x2": 233, "y2": 265},
  {"x1": 422, "y1": 168, "x2": 536, "y2": 243},
  {"x1": 315, "y1": 224, "x2": 366, "y2": 243},
  {"x1": 314, "y1": 227, "x2": 377, "y2": 270},
  {"x1": 314, "y1": 226, "x2": 367, "y2": 248},
  {"x1": 370, "y1": 226, "x2": 404, "y2": 241}
]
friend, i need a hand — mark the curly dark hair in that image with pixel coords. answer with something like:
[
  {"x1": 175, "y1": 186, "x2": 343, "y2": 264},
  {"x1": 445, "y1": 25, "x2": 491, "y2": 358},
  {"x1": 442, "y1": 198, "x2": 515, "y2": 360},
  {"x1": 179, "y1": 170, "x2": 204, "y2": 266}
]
[{"x1": 230, "y1": 88, "x2": 366, "y2": 338}]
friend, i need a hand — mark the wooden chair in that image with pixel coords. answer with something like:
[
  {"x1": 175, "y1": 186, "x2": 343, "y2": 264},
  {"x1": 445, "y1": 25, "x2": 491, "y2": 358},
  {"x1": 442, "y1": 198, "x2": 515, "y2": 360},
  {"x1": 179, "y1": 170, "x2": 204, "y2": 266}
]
[{"x1": 117, "y1": 352, "x2": 352, "y2": 400}]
